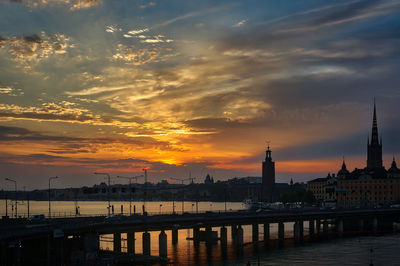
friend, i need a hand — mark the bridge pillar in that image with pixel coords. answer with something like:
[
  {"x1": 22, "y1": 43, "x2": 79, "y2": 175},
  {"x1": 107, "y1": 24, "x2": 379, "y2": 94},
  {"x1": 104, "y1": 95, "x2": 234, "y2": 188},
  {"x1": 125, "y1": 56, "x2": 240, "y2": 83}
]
[
  {"x1": 322, "y1": 220, "x2": 329, "y2": 235},
  {"x1": 338, "y1": 219, "x2": 343, "y2": 237},
  {"x1": 127, "y1": 232, "x2": 135, "y2": 254},
  {"x1": 316, "y1": 220, "x2": 321, "y2": 235},
  {"x1": 220, "y1": 227, "x2": 227, "y2": 246},
  {"x1": 193, "y1": 226, "x2": 200, "y2": 245},
  {"x1": 172, "y1": 229, "x2": 178, "y2": 244},
  {"x1": 299, "y1": 220, "x2": 304, "y2": 239},
  {"x1": 84, "y1": 233, "x2": 99, "y2": 255},
  {"x1": 142, "y1": 232, "x2": 151, "y2": 256},
  {"x1": 309, "y1": 220, "x2": 315, "y2": 236},
  {"x1": 263, "y1": 223, "x2": 270, "y2": 241},
  {"x1": 278, "y1": 222, "x2": 284, "y2": 240},
  {"x1": 252, "y1": 223, "x2": 259, "y2": 242},
  {"x1": 113, "y1": 233, "x2": 121, "y2": 253},
  {"x1": 159, "y1": 230, "x2": 167, "y2": 257},
  {"x1": 231, "y1": 225, "x2": 237, "y2": 242},
  {"x1": 372, "y1": 217, "x2": 378, "y2": 233},
  {"x1": 205, "y1": 225, "x2": 213, "y2": 243},
  {"x1": 236, "y1": 225, "x2": 243, "y2": 248},
  {"x1": 358, "y1": 219, "x2": 364, "y2": 233},
  {"x1": 294, "y1": 221, "x2": 300, "y2": 240}
]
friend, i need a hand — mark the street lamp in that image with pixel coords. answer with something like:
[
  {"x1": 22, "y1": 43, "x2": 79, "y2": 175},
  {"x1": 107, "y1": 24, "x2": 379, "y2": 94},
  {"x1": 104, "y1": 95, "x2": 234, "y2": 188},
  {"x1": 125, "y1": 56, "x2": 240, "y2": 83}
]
[
  {"x1": 117, "y1": 175, "x2": 144, "y2": 215},
  {"x1": 142, "y1": 169, "x2": 148, "y2": 214},
  {"x1": 48, "y1": 176, "x2": 59, "y2": 218},
  {"x1": 5, "y1": 178, "x2": 17, "y2": 218},
  {"x1": 159, "y1": 204, "x2": 163, "y2": 214},
  {"x1": 94, "y1": 172, "x2": 111, "y2": 216},
  {"x1": 171, "y1": 176, "x2": 196, "y2": 214}
]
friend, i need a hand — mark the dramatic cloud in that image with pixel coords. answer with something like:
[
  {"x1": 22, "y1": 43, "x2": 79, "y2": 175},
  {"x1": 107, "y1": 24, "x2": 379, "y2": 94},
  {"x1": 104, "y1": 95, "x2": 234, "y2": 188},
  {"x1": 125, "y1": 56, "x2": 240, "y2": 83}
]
[
  {"x1": 7, "y1": 0, "x2": 100, "y2": 10},
  {"x1": 112, "y1": 44, "x2": 159, "y2": 65},
  {"x1": 0, "y1": 32, "x2": 74, "y2": 67}
]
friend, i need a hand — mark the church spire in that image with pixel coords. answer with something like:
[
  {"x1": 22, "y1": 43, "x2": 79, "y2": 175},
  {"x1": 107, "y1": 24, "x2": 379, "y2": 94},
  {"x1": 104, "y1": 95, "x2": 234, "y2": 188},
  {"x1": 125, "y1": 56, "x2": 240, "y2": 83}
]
[
  {"x1": 367, "y1": 100, "x2": 383, "y2": 169},
  {"x1": 371, "y1": 99, "x2": 379, "y2": 145},
  {"x1": 341, "y1": 157, "x2": 347, "y2": 170}
]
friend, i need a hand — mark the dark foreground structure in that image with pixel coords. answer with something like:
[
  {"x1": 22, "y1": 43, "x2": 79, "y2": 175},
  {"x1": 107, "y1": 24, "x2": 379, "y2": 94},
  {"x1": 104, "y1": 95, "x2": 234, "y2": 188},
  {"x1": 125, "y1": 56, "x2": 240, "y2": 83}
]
[{"x1": 1, "y1": 208, "x2": 400, "y2": 265}]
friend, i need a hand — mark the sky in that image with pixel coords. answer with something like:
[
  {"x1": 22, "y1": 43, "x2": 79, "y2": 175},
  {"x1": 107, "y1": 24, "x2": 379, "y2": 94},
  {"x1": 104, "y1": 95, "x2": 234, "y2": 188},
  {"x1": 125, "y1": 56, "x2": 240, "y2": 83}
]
[{"x1": 0, "y1": 0, "x2": 400, "y2": 189}]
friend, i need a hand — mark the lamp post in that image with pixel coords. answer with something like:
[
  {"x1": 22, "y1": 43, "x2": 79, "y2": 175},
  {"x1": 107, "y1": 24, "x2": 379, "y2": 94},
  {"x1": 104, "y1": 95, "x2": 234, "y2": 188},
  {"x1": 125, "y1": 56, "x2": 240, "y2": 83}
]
[
  {"x1": 5, "y1": 178, "x2": 17, "y2": 218},
  {"x1": 159, "y1": 204, "x2": 163, "y2": 214},
  {"x1": 117, "y1": 175, "x2": 144, "y2": 215},
  {"x1": 142, "y1": 169, "x2": 148, "y2": 214},
  {"x1": 48, "y1": 176, "x2": 59, "y2": 218},
  {"x1": 94, "y1": 172, "x2": 111, "y2": 216},
  {"x1": 172, "y1": 176, "x2": 196, "y2": 214}
]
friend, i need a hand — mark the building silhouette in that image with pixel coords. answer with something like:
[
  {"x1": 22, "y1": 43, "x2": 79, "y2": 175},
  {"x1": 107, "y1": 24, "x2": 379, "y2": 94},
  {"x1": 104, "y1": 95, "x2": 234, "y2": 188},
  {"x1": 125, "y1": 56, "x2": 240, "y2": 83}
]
[
  {"x1": 262, "y1": 145, "x2": 275, "y2": 202},
  {"x1": 308, "y1": 102, "x2": 400, "y2": 208}
]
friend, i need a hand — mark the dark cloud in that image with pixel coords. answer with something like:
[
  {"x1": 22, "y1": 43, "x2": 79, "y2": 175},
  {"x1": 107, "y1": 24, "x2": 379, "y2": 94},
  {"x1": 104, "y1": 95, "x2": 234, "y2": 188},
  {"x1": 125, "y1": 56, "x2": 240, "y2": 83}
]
[
  {"x1": 310, "y1": 0, "x2": 379, "y2": 26},
  {"x1": 23, "y1": 34, "x2": 41, "y2": 43}
]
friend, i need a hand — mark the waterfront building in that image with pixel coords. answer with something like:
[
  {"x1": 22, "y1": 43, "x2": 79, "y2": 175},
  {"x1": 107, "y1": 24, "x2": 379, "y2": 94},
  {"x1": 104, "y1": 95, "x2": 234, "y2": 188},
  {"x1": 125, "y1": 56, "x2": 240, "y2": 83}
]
[{"x1": 308, "y1": 102, "x2": 400, "y2": 208}]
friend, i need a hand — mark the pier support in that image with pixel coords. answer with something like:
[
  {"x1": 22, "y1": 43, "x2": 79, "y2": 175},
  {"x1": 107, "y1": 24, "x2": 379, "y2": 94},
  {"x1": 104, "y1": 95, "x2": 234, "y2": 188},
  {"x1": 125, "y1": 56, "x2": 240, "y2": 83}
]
[
  {"x1": 358, "y1": 219, "x2": 364, "y2": 233},
  {"x1": 113, "y1": 233, "x2": 121, "y2": 253},
  {"x1": 127, "y1": 232, "x2": 135, "y2": 254},
  {"x1": 299, "y1": 220, "x2": 304, "y2": 239},
  {"x1": 252, "y1": 223, "x2": 259, "y2": 242},
  {"x1": 235, "y1": 225, "x2": 243, "y2": 248},
  {"x1": 338, "y1": 220, "x2": 343, "y2": 237},
  {"x1": 193, "y1": 227, "x2": 200, "y2": 245},
  {"x1": 220, "y1": 227, "x2": 227, "y2": 246},
  {"x1": 323, "y1": 220, "x2": 329, "y2": 235},
  {"x1": 231, "y1": 225, "x2": 237, "y2": 242},
  {"x1": 278, "y1": 222, "x2": 284, "y2": 240},
  {"x1": 205, "y1": 225, "x2": 212, "y2": 242},
  {"x1": 159, "y1": 231, "x2": 167, "y2": 257},
  {"x1": 172, "y1": 229, "x2": 178, "y2": 245},
  {"x1": 316, "y1": 220, "x2": 321, "y2": 235},
  {"x1": 294, "y1": 222, "x2": 300, "y2": 240},
  {"x1": 373, "y1": 217, "x2": 378, "y2": 233},
  {"x1": 84, "y1": 233, "x2": 99, "y2": 255},
  {"x1": 263, "y1": 223, "x2": 270, "y2": 241},
  {"x1": 142, "y1": 232, "x2": 150, "y2": 256},
  {"x1": 309, "y1": 220, "x2": 315, "y2": 236}
]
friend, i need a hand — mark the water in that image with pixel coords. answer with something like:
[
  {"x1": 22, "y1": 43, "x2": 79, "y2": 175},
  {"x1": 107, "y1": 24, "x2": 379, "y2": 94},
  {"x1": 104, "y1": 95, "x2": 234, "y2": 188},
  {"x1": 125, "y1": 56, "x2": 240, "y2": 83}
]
[
  {"x1": 2, "y1": 200, "x2": 399, "y2": 265},
  {"x1": 0, "y1": 199, "x2": 245, "y2": 217}
]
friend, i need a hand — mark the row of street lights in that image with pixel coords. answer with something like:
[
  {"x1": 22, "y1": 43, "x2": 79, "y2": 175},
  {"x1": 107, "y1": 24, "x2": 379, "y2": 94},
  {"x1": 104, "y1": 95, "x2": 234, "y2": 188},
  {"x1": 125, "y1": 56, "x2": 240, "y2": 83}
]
[
  {"x1": 95, "y1": 169, "x2": 148, "y2": 216},
  {"x1": 4, "y1": 176, "x2": 60, "y2": 218},
  {"x1": 4, "y1": 169, "x2": 202, "y2": 218}
]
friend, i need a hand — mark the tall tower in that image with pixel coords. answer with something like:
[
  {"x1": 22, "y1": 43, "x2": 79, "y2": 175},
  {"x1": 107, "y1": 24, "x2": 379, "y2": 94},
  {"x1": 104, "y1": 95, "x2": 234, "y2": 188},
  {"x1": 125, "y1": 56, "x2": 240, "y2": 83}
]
[
  {"x1": 262, "y1": 145, "x2": 275, "y2": 202},
  {"x1": 367, "y1": 101, "x2": 383, "y2": 169}
]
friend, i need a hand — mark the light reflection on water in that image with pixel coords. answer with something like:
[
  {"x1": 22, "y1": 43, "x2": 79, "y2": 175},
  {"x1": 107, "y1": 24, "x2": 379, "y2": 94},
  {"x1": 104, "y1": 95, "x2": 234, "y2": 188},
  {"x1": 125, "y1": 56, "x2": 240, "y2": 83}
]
[{"x1": 0, "y1": 200, "x2": 244, "y2": 217}]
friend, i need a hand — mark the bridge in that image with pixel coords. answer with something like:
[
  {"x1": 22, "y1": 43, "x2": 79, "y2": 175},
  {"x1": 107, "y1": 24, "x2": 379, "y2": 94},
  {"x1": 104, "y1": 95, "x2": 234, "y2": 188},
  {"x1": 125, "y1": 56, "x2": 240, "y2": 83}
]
[{"x1": 1, "y1": 208, "x2": 400, "y2": 265}]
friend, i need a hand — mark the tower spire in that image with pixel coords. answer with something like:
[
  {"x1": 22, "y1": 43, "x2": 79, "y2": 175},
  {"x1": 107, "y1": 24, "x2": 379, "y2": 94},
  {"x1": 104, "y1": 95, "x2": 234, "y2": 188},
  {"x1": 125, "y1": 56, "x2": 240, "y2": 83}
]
[{"x1": 367, "y1": 99, "x2": 382, "y2": 169}]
